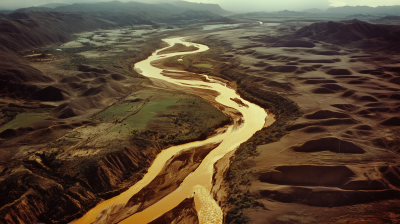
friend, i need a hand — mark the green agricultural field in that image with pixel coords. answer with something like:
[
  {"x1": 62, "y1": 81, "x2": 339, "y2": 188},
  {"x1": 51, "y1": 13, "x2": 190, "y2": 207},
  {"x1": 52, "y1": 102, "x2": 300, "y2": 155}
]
[
  {"x1": 193, "y1": 63, "x2": 212, "y2": 68},
  {"x1": 0, "y1": 113, "x2": 50, "y2": 133},
  {"x1": 93, "y1": 103, "x2": 142, "y2": 123},
  {"x1": 110, "y1": 91, "x2": 183, "y2": 133},
  {"x1": 127, "y1": 92, "x2": 230, "y2": 149},
  {"x1": 29, "y1": 45, "x2": 97, "y2": 56},
  {"x1": 93, "y1": 88, "x2": 229, "y2": 140},
  {"x1": 121, "y1": 97, "x2": 178, "y2": 129}
]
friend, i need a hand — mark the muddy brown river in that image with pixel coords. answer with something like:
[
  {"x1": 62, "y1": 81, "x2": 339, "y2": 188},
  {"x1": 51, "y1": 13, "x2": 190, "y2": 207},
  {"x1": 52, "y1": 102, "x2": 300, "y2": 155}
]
[{"x1": 71, "y1": 37, "x2": 268, "y2": 224}]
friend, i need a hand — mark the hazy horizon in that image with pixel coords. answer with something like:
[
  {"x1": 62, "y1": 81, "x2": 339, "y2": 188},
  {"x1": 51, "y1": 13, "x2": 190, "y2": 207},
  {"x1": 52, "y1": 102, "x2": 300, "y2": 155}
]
[{"x1": 1, "y1": 0, "x2": 399, "y2": 12}]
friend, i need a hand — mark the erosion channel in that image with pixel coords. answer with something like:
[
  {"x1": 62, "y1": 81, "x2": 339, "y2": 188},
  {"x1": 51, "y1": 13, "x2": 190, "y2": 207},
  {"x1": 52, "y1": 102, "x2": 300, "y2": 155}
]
[{"x1": 71, "y1": 37, "x2": 269, "y2": 224}]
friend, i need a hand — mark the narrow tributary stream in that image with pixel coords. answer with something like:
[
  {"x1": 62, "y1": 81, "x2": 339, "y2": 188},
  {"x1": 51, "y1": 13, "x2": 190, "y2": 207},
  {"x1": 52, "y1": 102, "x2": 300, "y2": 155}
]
[{"x1": 72, "y1": 37, "x2": 268, "y2": 224}]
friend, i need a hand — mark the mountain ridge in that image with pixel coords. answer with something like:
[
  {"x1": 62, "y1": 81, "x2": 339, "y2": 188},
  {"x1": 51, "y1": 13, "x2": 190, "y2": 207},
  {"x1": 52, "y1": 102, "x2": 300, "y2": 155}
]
[
  {"x1": 14, "y1": 1, "x2": 230, "y2": 16},
  {"x1": 293, "y1": 19, "x2": 400, "y2": 52}
]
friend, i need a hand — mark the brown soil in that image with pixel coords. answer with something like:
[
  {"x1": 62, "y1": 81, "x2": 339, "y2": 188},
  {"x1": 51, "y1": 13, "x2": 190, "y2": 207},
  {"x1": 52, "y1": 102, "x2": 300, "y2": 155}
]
[{"x1": 187, "y1": 19, "x2": 400, "y2": 224}]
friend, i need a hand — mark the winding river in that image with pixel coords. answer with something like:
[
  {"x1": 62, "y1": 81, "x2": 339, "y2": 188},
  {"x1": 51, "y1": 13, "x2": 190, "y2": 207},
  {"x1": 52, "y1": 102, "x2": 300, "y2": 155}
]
[{"x1": 72, "y1": 37, "x2": 268, "y2": 224}]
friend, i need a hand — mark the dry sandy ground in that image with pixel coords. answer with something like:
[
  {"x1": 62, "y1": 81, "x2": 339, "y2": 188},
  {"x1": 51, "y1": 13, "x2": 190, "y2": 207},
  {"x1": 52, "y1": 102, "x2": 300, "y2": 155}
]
[{"x1": 189, "y1": 22, "x2": 400, "y2": 223}]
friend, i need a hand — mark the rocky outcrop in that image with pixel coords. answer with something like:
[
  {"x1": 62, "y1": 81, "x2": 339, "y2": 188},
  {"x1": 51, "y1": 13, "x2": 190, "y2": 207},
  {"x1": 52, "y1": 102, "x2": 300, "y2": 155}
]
[
  {"x1": 0, "y1": 167, "x2": 63, "y2": 224},
  {"x1": 1, "y1": 189, "x2": 47, "y2": 224},
  {"x1": 85, "y1": 146, "x2": 145, "y2": 192}
]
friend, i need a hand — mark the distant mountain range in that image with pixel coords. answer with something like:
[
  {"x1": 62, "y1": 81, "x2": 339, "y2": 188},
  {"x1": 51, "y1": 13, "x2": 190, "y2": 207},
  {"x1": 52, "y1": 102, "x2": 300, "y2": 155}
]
[
  {"x1": 303, "y1": 5, "x2": 400, "y2": 15},
  {"x1": 293, "y1": 19, "x2": 400, "y2": 52},
  {"x1": 9, "y1": 0, "x2": 230, "y2": 16},
  {"x1": 325, "y1": 5, "x2": 400, "y2": 14},
  {"x1": 37, "y1": 3, "x2": 70, "y2": 9}
]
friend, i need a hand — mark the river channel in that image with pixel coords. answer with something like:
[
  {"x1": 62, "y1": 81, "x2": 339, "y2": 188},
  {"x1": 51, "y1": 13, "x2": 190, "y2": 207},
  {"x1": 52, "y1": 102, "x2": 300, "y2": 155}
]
[{"x1": 72, "y1": 37, "x2": 268, "y2": 224}]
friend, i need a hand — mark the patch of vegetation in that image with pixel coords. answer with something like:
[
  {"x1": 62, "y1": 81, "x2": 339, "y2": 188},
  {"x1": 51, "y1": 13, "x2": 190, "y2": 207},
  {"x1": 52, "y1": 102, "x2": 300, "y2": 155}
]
[
  {"x1": 66, "y1": 132, "x2": 80, "y2": 138},
  {"x1": 124, "y1": 91, "x2": 231, "y2": 148},
  {"x1": 94, "y1": 89, "x2": 230, "y2": 138},
  {"x1": 129, "y1": 99, "x2": 229, "y2": 149},
  {"x1": 226, "y1": 185, "x2": 258, "y2": 224},
  {"x1": 193, "y1": 63, "x2": 213, "y2": 68},
  {"x1": 94, "y1": 103, "x2": 141, "y2": 123},
  {"x1": 27, "y1": 45, "x2": 97, "y2": 57},
  {"x1": 112, "y1": 97, "x2": 178, "y2": 132},
  {"x1": 0, "y1": 112, "x2": 50, "y2": 133},
  {"x1": 0, "y1": 107, "x2": 25, "y2": 122},
  {"x1": 62, "y1": 52, "x2": 129, "y2": 71}
]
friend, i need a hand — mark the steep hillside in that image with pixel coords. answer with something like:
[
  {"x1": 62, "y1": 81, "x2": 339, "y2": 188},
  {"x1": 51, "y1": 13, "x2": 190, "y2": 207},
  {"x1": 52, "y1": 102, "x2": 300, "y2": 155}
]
[
  {"x1": 326, "y1": 5, "x2": 400, "y2": 15},
  {"x1": 54, "y1": 1, "x2": 183, "y2": 13},
  {"x1": 0, "y1": 11, "x2": 118, "y2": 100},
  {"x1": 0, "y1": 12, "x2": 116, "y2": 52},
  {"x1": 15, "y1": 7, "x2": 54, "y2": 13},
  {"x1": 0, "y1": 45, "x2": 52, "y2": 99},
  {"x1": 293, "y1": 19, "x2": 400, "y2": 52},
  {"x1": 84, "y1": 10, "x2": 227, "y2": 26},
  {"x1": 37, "y1": 3, "x2": 70, "y2": 9},
  {"x1": 169, "y1": 0, "x2": 231, "y2": 15},
  {"x1": 0, "y1": 11, "x2": 13, "y2": 15},
  {"x1": 14, "y1": 1, "x2": 230, "y2": 16},
  {"x1": 372, "y1": 15, "x2": 400, "y2": 25}
]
